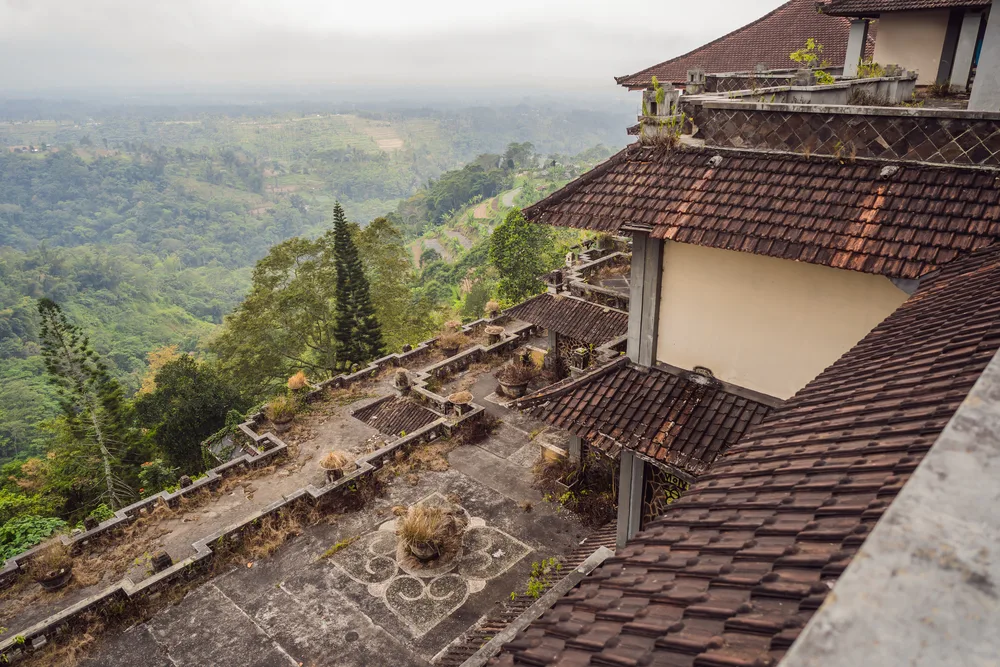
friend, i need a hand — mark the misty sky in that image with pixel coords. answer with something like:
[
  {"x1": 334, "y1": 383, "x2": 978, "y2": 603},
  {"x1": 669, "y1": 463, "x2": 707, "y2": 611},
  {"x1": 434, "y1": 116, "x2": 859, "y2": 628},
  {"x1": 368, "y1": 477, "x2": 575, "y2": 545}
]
[{"x1": 1, "y1": 0, "x2": 787, "y2": 95}]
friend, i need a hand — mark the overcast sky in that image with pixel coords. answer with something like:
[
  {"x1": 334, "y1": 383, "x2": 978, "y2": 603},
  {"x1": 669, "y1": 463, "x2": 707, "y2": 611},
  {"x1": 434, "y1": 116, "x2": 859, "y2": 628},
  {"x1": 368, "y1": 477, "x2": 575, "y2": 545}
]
[{"x1": 0, "y1": 0, "x2": 787, "y2": 96}]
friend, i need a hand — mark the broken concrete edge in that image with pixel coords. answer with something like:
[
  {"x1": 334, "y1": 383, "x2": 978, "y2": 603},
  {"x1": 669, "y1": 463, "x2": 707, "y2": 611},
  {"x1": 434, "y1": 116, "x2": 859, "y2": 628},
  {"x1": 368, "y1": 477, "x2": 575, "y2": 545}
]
[{"x1": 455, "y1": 546, "x2": 615, "y2": 667}]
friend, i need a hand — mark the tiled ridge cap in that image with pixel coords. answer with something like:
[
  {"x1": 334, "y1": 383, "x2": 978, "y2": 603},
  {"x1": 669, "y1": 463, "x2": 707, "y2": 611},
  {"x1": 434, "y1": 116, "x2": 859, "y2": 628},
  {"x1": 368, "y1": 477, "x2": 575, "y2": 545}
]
[{"x1": 514, "y1": 356, "x2": 629, "y2": 410}]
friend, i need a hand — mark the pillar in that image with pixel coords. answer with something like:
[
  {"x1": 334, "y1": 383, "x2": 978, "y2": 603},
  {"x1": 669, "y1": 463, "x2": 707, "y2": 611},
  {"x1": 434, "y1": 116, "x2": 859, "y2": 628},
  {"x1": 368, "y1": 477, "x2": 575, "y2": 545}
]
[
  {"x1": 936, "y1": 9, "x2": 965, "y2": 86},
  {"x1": 568, "y1": 434, "x2": 582, "y2": 463},
  {"x1": 952, "y1": 11, "x2": 984, "y2": 92},
  {"x1": 626, "y1": 232, "x2": 663, "y2": 367},
  {"x1": 616, "y1": 451, "x2": 646, "y2": 548},
  {"x1": 970, "y1": 1, "x2": 1000, "y2": 110},
  {"x1": 843, "y1": 19, "x2": 870, "y2": 77}
]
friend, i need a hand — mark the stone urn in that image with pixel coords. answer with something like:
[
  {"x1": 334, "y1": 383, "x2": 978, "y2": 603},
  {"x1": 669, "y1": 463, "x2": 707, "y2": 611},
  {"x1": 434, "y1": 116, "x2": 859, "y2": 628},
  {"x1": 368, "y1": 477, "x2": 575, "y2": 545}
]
[
  {"x1": 448, "y1": 391, "x2": 474, "y2": 416},
  {"x1": 272, "y1": 416, "x2": 293, "y2": 434},
  {"x1": 409, "y1": 540, "x2": 440, "y2": 562},
  {"x1": 393, "y1": 369, "x2": 411, "y2": 393},
  {"x1": 484, "y1": 325, "x2": 505, "y2": 346},
  {"x1": 36, "y1": 565, "x2": 73, "y2": 591}
]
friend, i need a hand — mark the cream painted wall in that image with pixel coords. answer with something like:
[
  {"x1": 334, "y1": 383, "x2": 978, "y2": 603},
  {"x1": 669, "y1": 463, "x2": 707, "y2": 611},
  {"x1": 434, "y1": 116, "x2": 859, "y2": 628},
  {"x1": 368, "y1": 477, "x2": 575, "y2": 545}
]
[
  {"x1": 873, "y1": 10, "x2": 950, "y2": 85},
  {"x1": 656, "y1": 243, "x2": 908, "y2": 400}
]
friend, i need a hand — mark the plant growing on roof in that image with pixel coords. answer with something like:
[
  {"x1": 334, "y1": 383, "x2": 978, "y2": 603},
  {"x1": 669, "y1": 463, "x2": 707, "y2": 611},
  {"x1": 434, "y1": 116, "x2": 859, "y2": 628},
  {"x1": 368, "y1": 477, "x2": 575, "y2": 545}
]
[
  {"x1": 26, "y1": 541, "x2": 74, "y2": 591},
  {"x1": 264, "y1": 394, "x2": 298, "y2": 433},
  {"x1": 789, "y1": 38, "x2": 830, "y2": 69},
  {"x1": 396, "y1": 504, "x2": 467, "y2": 566}
]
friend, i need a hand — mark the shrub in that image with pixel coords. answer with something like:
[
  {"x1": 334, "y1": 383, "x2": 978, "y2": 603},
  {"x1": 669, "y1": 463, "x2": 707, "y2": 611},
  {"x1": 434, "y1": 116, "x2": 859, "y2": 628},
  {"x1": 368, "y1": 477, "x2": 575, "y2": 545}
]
[
  {"x1": 138, "y1": 459, "x2": 178, "y2": 495},
  {"x1": 86, "y1": 503, "x2": 115, "y2": 524},
  {"x1": 265, "y1": 394, "x2": 298, "y2": 423},
  {"x1": 437, "y1": 331, "x2": 469, "y2": 351},
  {"x1": 496, "y1": 361, "x2": 537, "y2": 385},
  {"x1": 287, "y1": 371, "x2": 309, "y2": 391},
  {"x1": 320, "y1": 450, "x2": 353, "y2": 471},
  {"x1": 25, "y1": 541, "x2": 72, "y2": 581},
  {"x1": 0, "y1": 515, "x2": 67, "y2": 562}
]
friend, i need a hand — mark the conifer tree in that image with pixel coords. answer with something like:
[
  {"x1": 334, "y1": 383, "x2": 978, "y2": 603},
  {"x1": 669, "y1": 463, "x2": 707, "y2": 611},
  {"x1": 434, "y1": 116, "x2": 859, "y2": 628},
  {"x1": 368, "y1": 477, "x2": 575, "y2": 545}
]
[
  {"x1": 331, "y1": 203, "x2": 385, "y2": 366},
  {"x1": 37, "y1": 299, "x2": 139, "y2": 509}
]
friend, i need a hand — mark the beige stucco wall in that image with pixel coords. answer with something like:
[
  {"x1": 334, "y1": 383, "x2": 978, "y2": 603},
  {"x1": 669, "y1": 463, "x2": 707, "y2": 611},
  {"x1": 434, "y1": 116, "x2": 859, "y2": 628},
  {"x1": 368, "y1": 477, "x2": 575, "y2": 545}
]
[
  {"x1": 873, "y1": 10, "x2": 950, "y2": 85},
  {"x1": 656, "y1": 242, "x2": 909, "y2": 400}
]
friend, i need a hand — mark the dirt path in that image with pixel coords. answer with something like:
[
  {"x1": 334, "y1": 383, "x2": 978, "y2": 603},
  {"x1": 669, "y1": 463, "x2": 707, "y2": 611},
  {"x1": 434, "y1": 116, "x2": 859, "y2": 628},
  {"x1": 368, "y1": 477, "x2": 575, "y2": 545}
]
[{"x1": 501, "y1": 187, "x2": 522, "y2": 207}]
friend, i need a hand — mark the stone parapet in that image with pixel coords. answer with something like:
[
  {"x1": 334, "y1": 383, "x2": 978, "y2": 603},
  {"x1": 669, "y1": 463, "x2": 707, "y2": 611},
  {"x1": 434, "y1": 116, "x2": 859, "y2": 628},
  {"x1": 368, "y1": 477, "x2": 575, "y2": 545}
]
[{"x1": 684, "y1": 100, "x2": 1000, "y2": 167}]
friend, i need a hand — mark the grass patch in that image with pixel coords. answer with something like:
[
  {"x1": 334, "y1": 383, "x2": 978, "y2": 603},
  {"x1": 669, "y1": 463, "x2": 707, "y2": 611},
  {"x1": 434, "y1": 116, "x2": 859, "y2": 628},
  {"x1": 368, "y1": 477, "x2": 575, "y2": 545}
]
[{"x1": 318, "y1": 536, "x2": 358, "y2": 560}]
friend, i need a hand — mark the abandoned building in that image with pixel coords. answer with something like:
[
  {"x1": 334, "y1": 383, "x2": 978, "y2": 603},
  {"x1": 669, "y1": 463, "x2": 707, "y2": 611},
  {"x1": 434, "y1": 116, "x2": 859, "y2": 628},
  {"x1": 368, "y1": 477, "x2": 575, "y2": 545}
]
[
  {"x1": 615, "y1": 0, "x2": 876, "y2": 90},
  {"x1": 3, "y1": 2, "x2": 1000, "y2": 666}
]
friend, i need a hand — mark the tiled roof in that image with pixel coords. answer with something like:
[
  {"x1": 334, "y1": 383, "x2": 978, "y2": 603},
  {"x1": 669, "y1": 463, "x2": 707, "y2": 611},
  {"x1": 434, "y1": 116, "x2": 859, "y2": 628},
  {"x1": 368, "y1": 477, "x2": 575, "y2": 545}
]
[
  {"x1": 616, "y1": 0, "x2": 874, "y2": 88},
  {"x1": 517, "y1": 358, "x2": 774, "y2": 475},
  {"x1": 493, "y1": 244, "x2": 1000, "y2": 667},
  {"x1": 523, "y1": 144, "x2": 1000, "y2": 280},
  {"x1": 506, "y1": 294, "x2": 629, "y2": 346},
  {"x1": 826, "y1": 0, "x2": 989, "y2": 17},
  {"x1": 351, "y1": 396, "x2": 440, "y2": 437}
]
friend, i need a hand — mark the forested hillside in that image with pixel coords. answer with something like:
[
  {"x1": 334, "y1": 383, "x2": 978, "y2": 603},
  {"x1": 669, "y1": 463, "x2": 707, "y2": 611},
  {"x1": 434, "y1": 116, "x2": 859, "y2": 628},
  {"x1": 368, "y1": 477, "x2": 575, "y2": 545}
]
[{"x1": 0, "y1": 101, "x2": 624, "y2": 476}]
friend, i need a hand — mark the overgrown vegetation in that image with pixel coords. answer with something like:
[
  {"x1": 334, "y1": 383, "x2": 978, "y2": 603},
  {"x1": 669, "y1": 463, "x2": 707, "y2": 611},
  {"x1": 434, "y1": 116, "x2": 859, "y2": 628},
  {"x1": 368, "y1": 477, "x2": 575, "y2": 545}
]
[
  {"x1": 535, "y1": 451, "x2": 617, "y2": 528},
  {"x1": 0, "y1": 100, "x2": 613, "y2": 561}
]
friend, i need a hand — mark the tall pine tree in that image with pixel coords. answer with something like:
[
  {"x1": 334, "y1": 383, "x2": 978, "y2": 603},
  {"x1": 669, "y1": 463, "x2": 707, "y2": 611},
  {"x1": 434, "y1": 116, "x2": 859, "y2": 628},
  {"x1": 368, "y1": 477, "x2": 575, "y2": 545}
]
[
  {"x1": 332, "y1": 203, "x2": 385, "y2": 366},
  {"x1": 37, "y1": 299, "x2": 140, "y2": 509}
]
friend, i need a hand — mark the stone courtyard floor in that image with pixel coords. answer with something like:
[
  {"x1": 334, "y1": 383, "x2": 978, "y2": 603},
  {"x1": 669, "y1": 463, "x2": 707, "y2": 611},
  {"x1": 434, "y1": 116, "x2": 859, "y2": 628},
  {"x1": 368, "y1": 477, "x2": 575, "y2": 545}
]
[{"x1": 79, "y1": 462, "x2": 586, "y2": 666}]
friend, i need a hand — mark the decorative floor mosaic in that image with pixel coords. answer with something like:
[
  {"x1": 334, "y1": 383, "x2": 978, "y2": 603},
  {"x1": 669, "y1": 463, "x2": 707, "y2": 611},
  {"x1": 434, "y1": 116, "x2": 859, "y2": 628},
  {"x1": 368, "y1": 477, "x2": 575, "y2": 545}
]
[{"x1": 330, "y1": 492, "x2": 531, "y2": 637}]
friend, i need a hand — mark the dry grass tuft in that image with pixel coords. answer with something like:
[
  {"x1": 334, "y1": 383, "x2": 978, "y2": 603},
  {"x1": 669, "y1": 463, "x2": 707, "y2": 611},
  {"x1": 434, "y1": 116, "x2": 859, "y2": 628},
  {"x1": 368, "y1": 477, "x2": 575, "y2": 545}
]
[
  {"x1": 287, "y1": 371, "x2": 309, "y2": 391},
  {"x1": 396, "y1": 504, "x2": 468, "y2": 569},
  {"x1": 319, "y1": 450, "x2": 353, "y2": 471},
  {"x1": 23, "y1": 616, "x2": 104, "y2": 667}
]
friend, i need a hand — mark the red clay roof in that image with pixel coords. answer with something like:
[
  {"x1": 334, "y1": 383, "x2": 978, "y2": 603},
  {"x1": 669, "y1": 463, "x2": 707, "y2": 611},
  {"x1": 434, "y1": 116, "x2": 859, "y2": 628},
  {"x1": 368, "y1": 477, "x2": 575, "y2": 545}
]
[
  {"x1": 826, "y1": 0, "x2": 989, "y2": 17},
  {"x1": 506, "y1": 294, "x2": 629, "y2": 346},
  {"x1": 351, "y1": 396, "x2": 440, "y2": 437},
  {"x1": 518, "y1": 359, "x2": 774, "y2": 475},
  {"x1": 494, "y1": 242, "x2": 1000, "y2": 667},
  {"x1": 523, "y1": 144, "x2": 1000, "y2": 280},
  {"x1": 616, "y1": 0, "x2": 874, "y2": 88}
]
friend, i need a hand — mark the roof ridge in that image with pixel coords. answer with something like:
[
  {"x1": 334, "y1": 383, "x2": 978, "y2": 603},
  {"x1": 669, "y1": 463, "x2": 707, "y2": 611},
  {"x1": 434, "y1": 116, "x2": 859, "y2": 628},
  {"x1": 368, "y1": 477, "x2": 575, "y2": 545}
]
[
  {"x1": 515, "y1": 356, "x2": 629, "y2": 410},
  {"x1": 615, "y1": 0, "x2": 803, "y2": 85}
]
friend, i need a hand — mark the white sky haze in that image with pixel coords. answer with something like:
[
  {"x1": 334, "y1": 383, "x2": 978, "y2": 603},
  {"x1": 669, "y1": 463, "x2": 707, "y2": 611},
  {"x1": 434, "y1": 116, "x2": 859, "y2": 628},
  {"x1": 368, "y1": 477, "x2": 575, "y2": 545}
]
[{"x1": 0, "y1": 0, "x2": 789, "y2": 94}]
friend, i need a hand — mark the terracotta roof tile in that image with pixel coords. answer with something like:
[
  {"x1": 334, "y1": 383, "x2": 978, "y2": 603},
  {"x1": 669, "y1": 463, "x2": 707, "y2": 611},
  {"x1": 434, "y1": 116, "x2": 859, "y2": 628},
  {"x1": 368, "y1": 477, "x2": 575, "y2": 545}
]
[
  {"x1": 524, "y1": 144, "x2": 1000, "y2": 279},
  {"x1": 517, "y1": 359, "x2": 774, "y2": 475},
  {"x1": 616, "y1": 0, "x2": 875, "y2": 88},
  {"x1": 351, "y1": 396, "x2": 439, "y2": 437},
  {"x1": 826, "y1": 0, "x2": 989, "y2": 16},
  {"x1": 493, "y1": 244, "x2": 1000, "y2": 667},
  {"x1": 506, "y1": 294, "x2": 629, "y2": 346}
]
